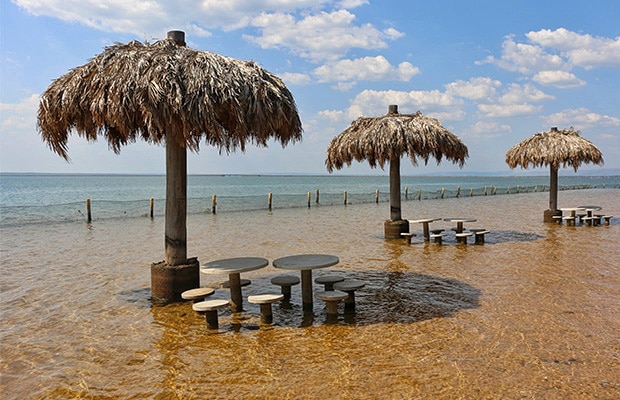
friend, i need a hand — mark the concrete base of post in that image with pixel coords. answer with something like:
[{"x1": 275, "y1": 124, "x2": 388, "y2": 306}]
[
  {"x1": 544, "y1": 209, "x2": 562, "y2": 223},
  {"x1": 384, "y1": 219, "x2": 409, "y2": 239},
  {"x1": 151, "y1": 257, "x2": 200, "y2": 305}
]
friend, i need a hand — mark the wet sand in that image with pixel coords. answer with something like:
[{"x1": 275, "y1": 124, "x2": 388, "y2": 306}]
[{"x1": 1, "y1": 189, "x2": 619, "y2": 399}]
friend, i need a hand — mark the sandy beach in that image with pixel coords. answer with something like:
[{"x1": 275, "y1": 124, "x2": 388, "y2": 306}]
[{"x1": 1, "y1": 188, "x2": 619, "y2": 399}]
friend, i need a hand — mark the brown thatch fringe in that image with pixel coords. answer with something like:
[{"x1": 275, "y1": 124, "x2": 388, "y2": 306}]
[
  {"x1": 37, "y1": 37, "x2": 302, "y2": 159},
  {"x1": 505, "y1": 127, "x2": 603, "y2": 171},
  {"x1": 325, "y1": 110, "x2": 468, "y2": 172}
]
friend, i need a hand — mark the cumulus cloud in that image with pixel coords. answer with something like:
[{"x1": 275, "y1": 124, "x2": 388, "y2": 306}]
[
  {"x1": 245, "y1": 10, "x2": 403, "y2": 61},
  {"x1": 444, "y1": 77, "x2": 502, "y2": 101},
  {"x1": 532, "y1": 70, "x2": 585, "y2": 88},
  {"x1": 477, "y1": 103, "x2": 541, "y2": 118},
  {"x1": 280, "y1": 72, "x2": 312, "y2": 85},
  {"x1": 526, "y1": 28, "x2": 620, "y2": 68},
  {"x1": 13, "y1": 0, "x2": 331, "y2": 34},
  {"x1": 0, "y1": 94, "x2": 39, "y2": 131},
  {"x1": 543, "y1": 108, "x2": 620, "y2": 129},
  {"x1": 479, "y1": 28, "x2": 620, "y2": 91},
  {"x1": 469, "y1": 120, "x2": 512, "y2": 135},
  {"x1": 345, "y1": 89, "x2": 463, "y2": 120},
  {"x1": 313, "y1": 56, "x2": 419, "y2": 87}
]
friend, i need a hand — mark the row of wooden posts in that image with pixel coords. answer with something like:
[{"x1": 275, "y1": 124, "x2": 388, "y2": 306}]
[{"x1": 82, "y1": 184, "x2": 600, "y2": 221}]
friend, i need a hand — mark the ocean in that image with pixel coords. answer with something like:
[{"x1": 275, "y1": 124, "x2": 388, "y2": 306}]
[{"x1": 1, "y1": 174, "x2": 619, "y2": 399}]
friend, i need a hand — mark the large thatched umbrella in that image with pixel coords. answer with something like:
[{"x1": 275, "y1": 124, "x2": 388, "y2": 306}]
[
  {"x1": 326, "y1": 105, "x2": 468, "y2": 238},
  {"x1": 506, "y1": 126, "x2": 603, "y2": 222},
  {"x1": 37, "y1": 31, "x2": 302, "y2": 303}
]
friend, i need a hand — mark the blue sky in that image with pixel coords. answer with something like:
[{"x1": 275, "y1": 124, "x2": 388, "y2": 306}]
[{"x1": 1, "y1": 0, "x2": 619, "y2": 175}]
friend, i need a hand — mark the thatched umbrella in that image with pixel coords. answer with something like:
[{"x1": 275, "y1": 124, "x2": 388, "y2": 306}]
[
  {"x1": 37, "y1": 31, "x2": 302, "y2": 303},
  {"x1": 505, "y1": 126, "x2": 603, "y2": 222},
  {"x1": 326, "y1": 105, "x2": 468, "y2": 238}
]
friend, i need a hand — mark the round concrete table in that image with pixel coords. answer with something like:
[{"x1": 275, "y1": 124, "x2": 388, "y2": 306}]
[
  {"x1": 273, "y1": 254, "x2": 339, "y2": 312},
  {"x1": 410, "y1": 218, "x2": 441, "y2": 241},
  {"x1": 443, "y1": 218, "x2": 477, "y2": 233},
  {"x1": 201, "y1": 257, "x2": 268, "y2": 312}
]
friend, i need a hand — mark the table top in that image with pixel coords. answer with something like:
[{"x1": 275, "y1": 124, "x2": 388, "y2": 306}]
[
  {"x1": 560, "y1": 207, "x2": 585, "y2": 212},
  {"x1": 578, "y1": 205, "x2": 602, "y2": 211},
  {"x1": 273, "y1": 254, "x2": 339, "y2": 271},
  {"x1": 443, "y1": 218, "x2": 477, "y2": 223},
  {"x1": 201, "y1": 257, "x2": 269, "y2": 274},
  {"x1": 410, "y1": 218, "x2": 442, "y2": 223}
]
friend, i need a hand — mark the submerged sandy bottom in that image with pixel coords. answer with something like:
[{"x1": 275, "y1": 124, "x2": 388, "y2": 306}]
[{"x1": 1, "y1": 189, "x2": 619, "y2": 399}]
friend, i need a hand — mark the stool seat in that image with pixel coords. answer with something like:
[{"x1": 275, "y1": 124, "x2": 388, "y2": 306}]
[
  {"x1": 271, "y1": 275, "x2": 300, "y2": 286},
  {"x1": 221, "y1": 279, "x2": 251, "y2": 289},
  {"x1": 314, "y1": 275, "x2": 344, "y2": 291},
  {"x1": 271, "y1": 275, "x2": 300, "y2": 300},
  {"x1": 192, "y1": 299, "x2": 230, "y2": 312},
  {"x1": 182, "y1": 287, "x2": 215, "y2": 301},
  {"x1": 248, "y1": 294, "x2": 284, "y2": 304},
  {"x1": 248, "y1": 294, "x2": 284, "y2": 324},
  {"x1": 192, "y1": 299, "x2": 230, "y2": 329},
  {"x1": 316, "y1": 290, "x2": 348, "y2": 316},
  {"x1": 333, "y1": 280, "x2": 365, "y2": 291}
]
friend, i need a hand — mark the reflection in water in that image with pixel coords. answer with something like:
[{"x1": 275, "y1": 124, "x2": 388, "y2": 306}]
[{"x1": 1, "y1": 189, "x2": 619, "y2": 399}]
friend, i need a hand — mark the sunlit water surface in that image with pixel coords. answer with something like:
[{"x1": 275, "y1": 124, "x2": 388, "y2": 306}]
[{"x1": 1, "y1": 189, "x2": 619, "y2": 399}]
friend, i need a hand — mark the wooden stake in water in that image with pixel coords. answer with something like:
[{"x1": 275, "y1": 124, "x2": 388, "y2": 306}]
[
  {"x1": 150, "y1": 198, "x2": 154, "y2": 218},
  {"x1": 211, "y1": 195, "x2": 217, "y2": 214},
  {"x1": 405, "y1": 187, "x2": 408, "y2": 199},
  {"x1": 307, "y1": 192, "x2": 311, "y2": 208},
  {"x1": 484, "y1": 186, "x2": 488, "y2": 196},
  {"x1": 456, "y1": 186, "x2": 461, "y2": 198},
  {"x1": 86, "y1": 198, "x2": 92, "y2": 222},
  {"x1": 417, "y1": 189, "x2": 422, "y2": 201},
  {"x1": 268, "y1": 193, "x2": 273, "y2": 211},
  {"x1": 440, "y1": 188, "x2": 445, "y2": 199},
  {"x1": 316, "y1": 189, "x2": 320, "y2": 204},
  {"x1": 375, "y1": 189, "x2": 379, "y2": 203},
  {"x1": 344, "y1": 191, "x2": 348, "y2": 205}
]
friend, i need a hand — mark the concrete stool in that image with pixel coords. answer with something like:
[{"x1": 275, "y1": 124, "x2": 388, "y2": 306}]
[
  {"x1": 182, "y1": 287, "x2": 215, "y2": 302},
  {"x1": 193, "y1": 299, "x2": 230, "y2": 329},
  {"x1": 602, "y1": 215, "x2": 613, "y2": 225},
  {"x1": 430, "y1": 233, "x2": 446, "y2": 244},
  {"x1": 333, "y1": 280, "x2": 365, "y2": 312},
  {"x1": 248, "y1": 294, "x2": 284, "y2": 324},
  {"x1": 400, "y1": 232, "x2": 416, "y2": 244},
  {"x1": 270, "y1": 275, "x2": 300, "y2": 300},
  {"x1": 221, "y1": 279, "x2": 251, "y2": 289},
  {"x1": 455, "y1": 232, "x2": 473, "y2": 244},
  {"x1": 552, "y1": 215, "x2": 563, "y2": 224},
  {"x1": 469, "y1": 229, "x2": 490, "y2": 245},
  {"x1": 314, "y1": 275, "x2": 345, "y2": 291},
  {"x1": 315, "y1": 290, "x2": 349, "y2": 315},
  {"x1": 562, "y1": 216, "x2": 576, "y2": 226}
]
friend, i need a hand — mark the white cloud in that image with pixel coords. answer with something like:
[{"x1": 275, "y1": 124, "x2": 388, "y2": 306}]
[
  {"x1": 480, "y1": 35, "x2": 565, "y2": 74},
  {"x1": 526, "y1": 28, "x2": 620, "y2": 68},
  {"x1": 245, "y1": 10, "x2": 403, "y2": 61},
  {"x1": 13, "y1": 0, "x2": 332, "y2": 34},
  {"x1": 532, "y1": 70, "x2": 585, "y2": 88},
  {"x1": 346, "y1": 89, "x2": 463, "y2": 120},
  {"x1": 318, "y1": 109, "x2": 345, "y2": 121},
  {"x1": 478, "y1": 103, "x2": 541, "y2": 118},
  {"x1": 280, "y1": 72, "x2": 312, "y2": 85},
  {"x1": 444, "y1": 77, "x2": 502, "y2": 101},
  {"x1": 544, "y1": 108, "x2": 620, "y2": 129},
  {"x1": 0, "y1": 94, "x2": 39, "y2": 131},
  {"x1": 499, "y1": 83, "x2": 554, "y2": 104},
  {"x1": 469, "y1": 120, "x2": 512, "y2": 135},
  {"x1": 313, "y1": 56, "x2": 419, "y2": 86}
]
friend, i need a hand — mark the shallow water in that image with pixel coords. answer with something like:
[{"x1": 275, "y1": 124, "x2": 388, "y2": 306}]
[{"x1": 1, "y1": 189, "x2": 619, "y2": 399}]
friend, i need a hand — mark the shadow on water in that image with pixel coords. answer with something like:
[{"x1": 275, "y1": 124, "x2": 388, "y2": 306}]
[
  {"x1": 128, "y1": 267, "x2": 481, "y2": 332},
  {"x1": 483, "y1": 230, "x2": 544, "y2": 244}
]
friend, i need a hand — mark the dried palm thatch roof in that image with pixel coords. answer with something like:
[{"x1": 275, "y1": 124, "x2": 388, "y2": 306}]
[
  {"x1": 38, "y1": 35, "x2": 302, "y2": 159},
  {"x1": 326, "y1": 110, "x2": 468, "y2": 172},
  {"x1": 505, "y1": 127, "x2": 603, "y2": 171}
]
